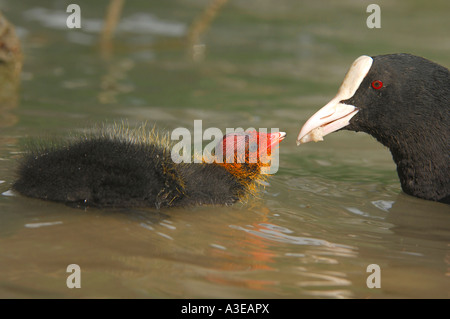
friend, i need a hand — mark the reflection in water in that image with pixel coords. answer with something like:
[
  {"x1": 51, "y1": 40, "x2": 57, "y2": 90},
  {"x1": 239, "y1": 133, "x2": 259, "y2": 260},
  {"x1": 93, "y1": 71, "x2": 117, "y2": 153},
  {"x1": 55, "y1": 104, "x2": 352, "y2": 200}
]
[
  {"x1": 24, "y1": 221, "x2": 63, "y2": 228},
  {"x1": 186, "y1": 0, "x2": 229, "y2": 62},
  {"x1": 297, "y1": 272, "x2": 352, "y2": 299},
  {"x1": 23, "y1": 6, "x2": 186, "y2": 36},
  {"x1": 98, "y1": 58, "x2": 135, "y2": 104},
  {"x1": 386, "y1": 193, "x2": 450, "y2": 240},
  {"x1": 384, "y1": 194, "x2": 450, "y2": 291},
  {"x1": 230, "y1": 223, "x2": 355, "y2": 251},
  {"x1": 100, "y1": 0, "x2": 125, "y2": 60},
  {"x1": 228, "y1": 220, "x2": 357, "y2": 298},
  {"x1": 0, "y1": 11, "x2": 22, "y2": 128},
  {"x1": 96, "y1": 0, "x2": 228, "y2": 103}
]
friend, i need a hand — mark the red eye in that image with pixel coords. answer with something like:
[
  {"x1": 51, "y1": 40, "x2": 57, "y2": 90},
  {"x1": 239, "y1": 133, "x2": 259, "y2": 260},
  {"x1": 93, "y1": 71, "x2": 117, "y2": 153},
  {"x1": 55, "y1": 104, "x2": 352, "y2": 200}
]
[{"x1": 371, "y1": 80, "x2": 383, "y2": 90}]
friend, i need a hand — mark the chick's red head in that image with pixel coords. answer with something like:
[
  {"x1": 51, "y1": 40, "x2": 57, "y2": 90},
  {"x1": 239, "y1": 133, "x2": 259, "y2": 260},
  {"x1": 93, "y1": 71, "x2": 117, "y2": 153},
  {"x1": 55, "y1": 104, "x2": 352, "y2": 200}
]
[{"x1": 215, "y1": 130, "x2": 286, "y2": 165}]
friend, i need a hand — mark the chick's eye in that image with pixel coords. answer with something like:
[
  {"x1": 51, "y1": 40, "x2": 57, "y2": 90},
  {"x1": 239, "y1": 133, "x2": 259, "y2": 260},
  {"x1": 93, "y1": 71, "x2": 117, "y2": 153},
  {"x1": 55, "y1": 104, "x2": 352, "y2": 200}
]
[{"x1": 371, "y1": 80, "x2": 383, "y2": 90}]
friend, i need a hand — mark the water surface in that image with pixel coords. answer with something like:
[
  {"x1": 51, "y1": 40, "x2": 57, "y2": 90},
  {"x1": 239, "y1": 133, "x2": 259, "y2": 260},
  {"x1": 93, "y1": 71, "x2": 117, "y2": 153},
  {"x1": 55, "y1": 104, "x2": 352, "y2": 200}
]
[{"x1": 0, "y1": 0, "x2": 449, "y2": 298}]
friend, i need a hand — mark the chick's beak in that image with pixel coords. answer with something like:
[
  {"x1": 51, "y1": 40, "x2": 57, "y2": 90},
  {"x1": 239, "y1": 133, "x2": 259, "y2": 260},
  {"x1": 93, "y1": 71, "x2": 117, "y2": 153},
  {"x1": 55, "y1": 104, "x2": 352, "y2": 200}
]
[{"x1": 268, "y1": 132, "x2": 286, "y2": 149}]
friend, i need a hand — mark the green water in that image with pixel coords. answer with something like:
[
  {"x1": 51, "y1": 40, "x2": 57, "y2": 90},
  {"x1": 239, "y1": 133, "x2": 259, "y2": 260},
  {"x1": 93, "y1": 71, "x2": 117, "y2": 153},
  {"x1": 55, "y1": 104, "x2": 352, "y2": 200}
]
[{"x1": 0, "y1": 0, "x2": 449, "y2": 298}]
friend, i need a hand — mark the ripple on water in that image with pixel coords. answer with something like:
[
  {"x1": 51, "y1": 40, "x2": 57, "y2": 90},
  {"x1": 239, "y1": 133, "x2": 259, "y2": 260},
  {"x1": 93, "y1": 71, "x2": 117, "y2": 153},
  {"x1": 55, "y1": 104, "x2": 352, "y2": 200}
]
[{"x1": 229, "y1": 223, "x2": 357, "y2": 255}]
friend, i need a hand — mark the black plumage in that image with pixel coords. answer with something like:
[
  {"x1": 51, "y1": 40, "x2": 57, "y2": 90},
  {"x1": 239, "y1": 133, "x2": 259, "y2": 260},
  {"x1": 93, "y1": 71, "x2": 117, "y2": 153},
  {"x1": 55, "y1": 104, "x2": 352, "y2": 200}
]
[
  {"x1": 298, "y1": 53, "x2": 449, "y2": 204},
  {"x1": 13, "y1": 126, "x2": 284, "y2": 209},
  {"x1": 344, "y1": 54, "x2": 449, "y2": 203},
  {"x1": 14, "y1": 137, "x2": 183, "y2": 208}
]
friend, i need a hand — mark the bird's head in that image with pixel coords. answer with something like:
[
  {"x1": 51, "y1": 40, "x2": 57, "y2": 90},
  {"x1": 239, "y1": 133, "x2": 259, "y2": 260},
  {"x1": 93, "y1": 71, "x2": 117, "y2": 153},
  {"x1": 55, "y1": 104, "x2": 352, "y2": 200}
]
[
  {"x1": 213, "y1": 130, "x2": 286, "y2": 183},
  {"x1": 297, "y1": 53, "x2": 449, "y2": 147}
]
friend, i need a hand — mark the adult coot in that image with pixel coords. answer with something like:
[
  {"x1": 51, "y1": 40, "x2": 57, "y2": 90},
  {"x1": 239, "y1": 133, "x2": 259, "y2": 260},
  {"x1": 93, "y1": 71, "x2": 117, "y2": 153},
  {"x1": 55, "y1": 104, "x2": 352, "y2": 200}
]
[
  {"x1": 13, "y1": 125, "x2": 285, "y2": 208},
  {"x1": 297, "y1": 53, "x2": 449, "y2": 204}
]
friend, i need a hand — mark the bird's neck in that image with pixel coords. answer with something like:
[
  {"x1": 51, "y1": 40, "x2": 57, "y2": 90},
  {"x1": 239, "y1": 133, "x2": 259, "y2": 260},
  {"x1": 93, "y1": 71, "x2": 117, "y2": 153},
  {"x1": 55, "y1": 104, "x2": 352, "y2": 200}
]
[
  {"x1": 202, "y1": 153, "x2": 268, "y2": 188},
  {"x1": 217, "y1": 162, "x2": 263, "y2": 186},
  {"x1": 380, "y1": 132, "x2": 449, "y2": 201}
]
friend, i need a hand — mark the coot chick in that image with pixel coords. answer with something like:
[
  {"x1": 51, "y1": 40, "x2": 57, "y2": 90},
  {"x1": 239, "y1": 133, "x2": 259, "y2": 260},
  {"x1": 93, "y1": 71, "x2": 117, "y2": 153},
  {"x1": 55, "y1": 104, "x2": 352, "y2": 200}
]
[
  {"x1": 13, "y1": 125, "x2": 286, "y2": 208},
  {"x1": 297, "y1": 53, "x2": 449, "y2": 204}
]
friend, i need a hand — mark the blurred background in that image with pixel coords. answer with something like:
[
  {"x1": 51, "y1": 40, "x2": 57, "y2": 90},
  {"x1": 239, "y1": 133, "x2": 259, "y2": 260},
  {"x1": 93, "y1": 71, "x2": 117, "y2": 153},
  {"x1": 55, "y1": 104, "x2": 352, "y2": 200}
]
[{"x1": 0, "y1": 0, "x2": 449, "y2": 299}]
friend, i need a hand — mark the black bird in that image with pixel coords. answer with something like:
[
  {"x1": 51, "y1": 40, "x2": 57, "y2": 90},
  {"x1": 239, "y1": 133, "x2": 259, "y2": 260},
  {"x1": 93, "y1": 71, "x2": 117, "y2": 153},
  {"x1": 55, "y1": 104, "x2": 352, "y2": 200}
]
[
  {"x1": 297, "y1": 53, "x2": 449, "y2": 204},
  {"x1": 13, "y1": 125, "x2": 285, "y2": 209}
]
